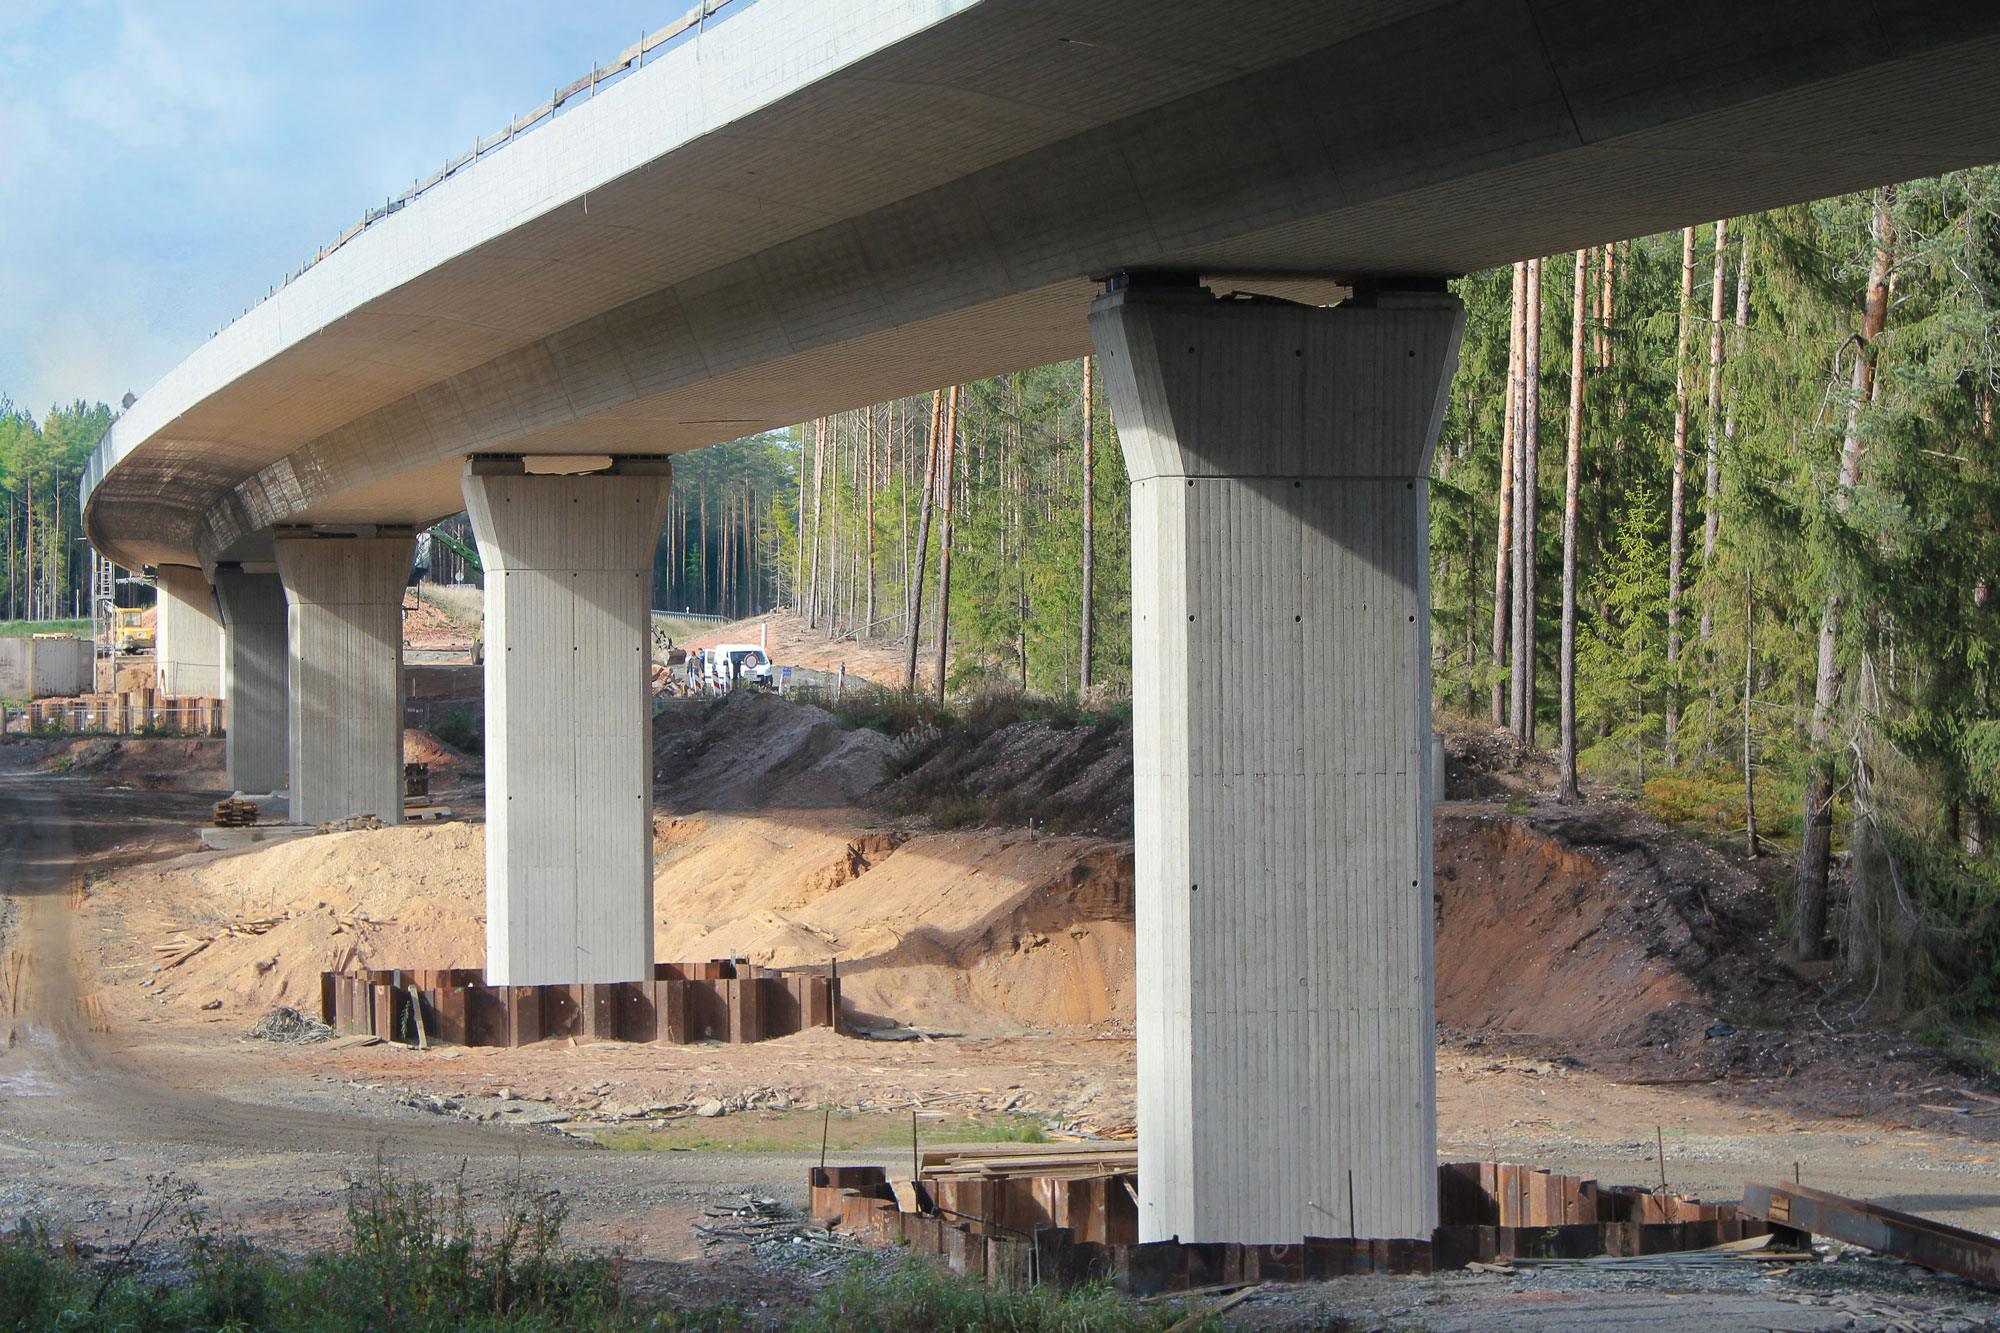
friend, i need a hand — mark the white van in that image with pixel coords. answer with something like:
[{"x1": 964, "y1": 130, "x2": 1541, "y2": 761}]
[{"x1": 695, "y1": 644, "x2": 773, "y2": 691}]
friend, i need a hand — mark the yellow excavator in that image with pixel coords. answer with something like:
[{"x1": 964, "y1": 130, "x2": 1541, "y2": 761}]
[{"x1": 110, "y1": 605, "x2": 153, "y2": 654}]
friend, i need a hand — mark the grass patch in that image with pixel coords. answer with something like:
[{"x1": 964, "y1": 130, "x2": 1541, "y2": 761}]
[
  {"x1": 652, "y1": 612, "x2": 731, "y2": 643},
  {"x1": 584, "y1": 1109, "x2": 1047, "y2": 1154},
  {"x1": 0, "y1": 1169, "x2": 643, "y2": 1333},
  {"x1": 0, "y1": 1168, "x2": 1217, "y2": 1333},
  {"x1": 415, "y1": 582, "x2": 483, "y2": 629},
  {"x1": 0, "y1": 618, "x2": 90, "y2": 638},
  {"x1": 795, "y1": 1258, "x2": 1217, "y2": 1333}
]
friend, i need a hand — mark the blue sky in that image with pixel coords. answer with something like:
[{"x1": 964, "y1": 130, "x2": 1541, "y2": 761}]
[{"x1": 0, "y1": 1, "x2": 676, "y2": 420}]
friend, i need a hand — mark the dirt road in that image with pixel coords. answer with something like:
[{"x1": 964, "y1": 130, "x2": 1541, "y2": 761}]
[{"x1": 0, "y1": 761, "x2": 868, "y2": 1306}]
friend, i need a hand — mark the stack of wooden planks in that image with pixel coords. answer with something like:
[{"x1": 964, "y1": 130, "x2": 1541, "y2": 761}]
[
  {"x1": 911, "y1": 1144, "x2": 1140, "y2": 1246},
  {"x1": 919, "y1": 1144, "x2": 1138, "y2": 1182},
  {"x1": 212, "y1": 798, "x2": 259, "y2": 828}
]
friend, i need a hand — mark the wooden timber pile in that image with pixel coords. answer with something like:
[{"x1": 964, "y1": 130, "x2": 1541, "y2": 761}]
[
  {"x1": 810, "y1": 1156, "x2": 1810, "y2": 1294},
  {"x1": 320, "y1": 959, "x2": 840, "y2": 1048},
  {"x1": 155, "y1": 914, "x2": 287, "y2": 969},
  {"x1": 212, "y1": 798, "x2": 259, "y2": 828}
]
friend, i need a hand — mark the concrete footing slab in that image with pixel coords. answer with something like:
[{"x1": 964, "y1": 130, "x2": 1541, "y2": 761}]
[{"x1": 197, "y1": 825, "x2": 318, "y2": 851}]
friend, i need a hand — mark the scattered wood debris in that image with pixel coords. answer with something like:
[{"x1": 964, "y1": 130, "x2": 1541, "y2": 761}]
[{"x1": 694, "y1": 1195, "x2": 863, "y2": 1256}]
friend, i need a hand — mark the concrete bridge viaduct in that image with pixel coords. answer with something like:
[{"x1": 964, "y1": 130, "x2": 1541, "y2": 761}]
[{"x1": 83, "y1": 0, "x2": 2000, "y2": 1246}]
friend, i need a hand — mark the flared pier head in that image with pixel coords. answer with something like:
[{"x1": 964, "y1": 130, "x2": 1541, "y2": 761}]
[
  {"x1": 1091, "y1": 278, "x2": 1463, "y2": 1245},
  {"x1": 463, "y1": 455, "x2": 673, "y2": 987},
  {"x1": 273, "y1": 534, "x2": 415, "y2": 826},
  {"x1": 211, "y1": 565, "x2": 289, "y2": 795}
]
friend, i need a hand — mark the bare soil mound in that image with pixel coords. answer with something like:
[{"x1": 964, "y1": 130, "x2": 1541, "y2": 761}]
[
  {"x1": 97, "y1": 821, "x2": 489, "y2": 1019},
  {"x1": 402, "y1": 729, "x2": 475, "y2": 771},
  {"x1": 29, "y1": 736, "x2": 224, "y2": 790},
  {"x1": 652, "y1": 810, "x2": 1136, "y2": 1032},
  {"x1": 1435, "y1": 801, "x2": 1795, "y2": 1052},
  {"x1": 1436, "y1": 712, "x2": 1559, "y2": 799},
  {"x1": 99, "y1": 803, "x2": 1137, "y2": 1037},
  {"x1": 876, "y1": 714, "x2": 1133, "y2": 837},
  {"x1": 653, "y1": 691, "x2": 898, "y2": 811}
]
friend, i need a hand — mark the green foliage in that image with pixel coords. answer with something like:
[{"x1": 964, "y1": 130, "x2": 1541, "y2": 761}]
[
  {"x1": 431, "y1": 706, "x2": 483, "y2": 754},
  {"x1": 0, "y1": 618, "x2": 89, "y2": 638},
  {"x1": 0, "y1": 1172, "x2": 1234, "y2": 1333},
  {"x1": 653, "y1": 360, "x2": 1130, "y2": 697},
  {"x1": 822, "y1": 685, "x2": 954, "y2": 738},
  {"x1": 0, "y1": 397, "x2": 116, "y2": 622},
  {"x1": 793, "y1": 1259, "x2": 1213, "y2": 1333},
  {"x1": 1431, "y1": 170, "x2": 2000, "y2": 1022}
]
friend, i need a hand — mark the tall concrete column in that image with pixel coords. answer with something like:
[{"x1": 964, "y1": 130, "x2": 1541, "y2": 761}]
[
  {"x1": 462, "y1": 456, "x2": 672, "y2": 986},
  {"x1": 154, "y1": 563, "x2": 223, "y2": 699},
  {"x1": 1090, "y1": 281, "x2": 1463, "y2": 1244},
  {"x1": 212, "y1": 565, "x2": 289, "y2": 795},
  {"x1": 273, "y1": 536, "x2": 413, "y2": 826}
]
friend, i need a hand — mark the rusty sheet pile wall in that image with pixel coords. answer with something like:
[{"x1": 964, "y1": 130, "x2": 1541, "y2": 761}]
[
  {"x1": 321, "y1": 960, "x2": 838, "y2": 1047},
  {"x1": 809, "y1": 1157, "x2": 1806, "y2": 1294}
]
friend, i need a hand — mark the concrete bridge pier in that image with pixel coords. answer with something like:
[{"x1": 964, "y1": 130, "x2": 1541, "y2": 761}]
[
  {"x1": 462, "y1": 456, "x2": 673, "y2": 986},
  {"x1": 273, "y1": 535, "x2": 414, "y2": 826},
  {"x1": 211, "y1": 565, "x2": 289, "y2": 795},
  {"x1": 1089, "y1": 279, "x2": 1463, "y2": 1245},
  {"x1": 153, "y1": 563, "x2": 223, "y2": 699}
]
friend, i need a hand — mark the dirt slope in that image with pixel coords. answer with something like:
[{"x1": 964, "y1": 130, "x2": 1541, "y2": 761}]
[
  {"x1": 653, "y1": 811, "x2": 1135, "y2": 1030},
  {"x1": 877, "y1": 711, "x2": 1132, "y2": 836},
  {"x1": 98, "y1": 805, "x2": 1137, "y2": 1037},
  {"x1": 1434, "y1": 800, "x2": 1796, "y2": 1052},
  {"x1": 654, "y1": 691, "x2": 899, "y2": 811}
]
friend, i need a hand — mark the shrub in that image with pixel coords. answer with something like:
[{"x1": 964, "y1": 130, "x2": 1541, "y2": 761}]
[
  {"x1": 794, "y1": 1258, "x2": 1215, "y2": 1333},
  {"x1": 432, "y1": 706, "x2": 483, "y2": 753}
]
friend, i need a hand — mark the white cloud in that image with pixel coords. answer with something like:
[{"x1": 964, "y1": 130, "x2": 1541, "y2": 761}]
[
  {"x1": 0, "y1": 95, "x2": 53, "y2": 189},
  {"x1": 60, "y1": 5, "x2": 271, "y2": 152}
]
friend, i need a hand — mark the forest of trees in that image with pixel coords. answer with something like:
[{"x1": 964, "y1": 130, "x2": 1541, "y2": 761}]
[
  {"x1": 0, "y1": 399, "x2": 116, "y2": 622},
  {"x1": 15, "y1": 167, "x2": 2000, "y2": 1019},
  {"x1": 648, "y1": 365, "x2": 1133, "y2": 697}
]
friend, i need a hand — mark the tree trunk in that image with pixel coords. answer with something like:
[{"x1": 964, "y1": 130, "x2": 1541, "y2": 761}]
[
  {"x1": 1700, "y1": 217, "x2": 1729, "y2": 644},
  {"x1": 1744, "y1": 580, "x2": 1759, "y2": 858},
  {"x1": 1512, "y1": 257, "x2": 1542, "y2": 743},
  {"x1": 1560, "y1": 248, "x2": 1587, "y2": 803},
  {"x1": 825, "y1": 414, "x2": 842, "y2": 636},
  {"x1": 806, "y1": 418, "x2": 827, "y2": 626},
  {"x1": 934, "y1": 385, "x2": 961, "y2": 702},
  {"x1": 864, "y1": 405, "x2": 877, "y2": 635},
  {"x1": 1081, "y1": 355, "x2": 1096, "y2": 694},
  {"x1": 1665, "y1": 225, "x2": 1697, "y2": 762},
  {"x1": 699, "y1": 485, "x2": 711, "y2": 614},
  {"x1": 793, "y1": 426, "x2": 808, "y2": 610},
  {"x1": 903, "y1": 391, "x2": 944, "y2": 690},
  {"x1": 23, "y1": 468, "x2": 33, "y2": 624},
  {"x1": 1796, "y1": 186, "x2": 1895, "y2": 960},
  {"x1": 1492, "y1": 261, "x2": 1524, "y2": 727}
]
